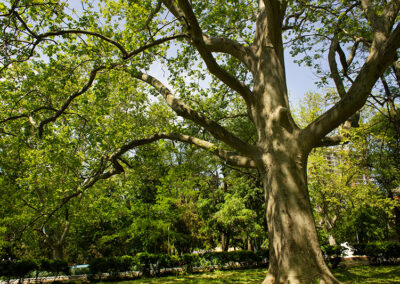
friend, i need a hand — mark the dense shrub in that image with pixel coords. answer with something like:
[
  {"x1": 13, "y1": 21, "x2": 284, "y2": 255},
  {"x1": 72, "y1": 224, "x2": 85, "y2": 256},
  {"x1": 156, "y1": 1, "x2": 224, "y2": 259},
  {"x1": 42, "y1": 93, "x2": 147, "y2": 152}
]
[
  {"x1": 89, "y1": 256, "x2": 134, "y2": 279},
  {"x1": 135, "y1": 252, "x2": 157, "y2": 276},
  {"x1": 0, "y1": 259, "x2": 37, "y2": 280},
  {"x1": 89, "y1": 253, "x2": 177, "y2": 277},
  {"x1": 13, "y1": 260, "x2": 37, "y2": 279},
  {"x1": 353, "y1": 241, "x2": 400, "y2": 265},
  {"x1": 89, "y1": 258, "x2": 108, "y2": 277},
  {"x1": 321, "y1": 245, "x2": 343, "y2": 269},
  {"x1": 255, "y1": 249, "x2": 269, "y2": 266},
  {"x1": 200, "y1": 250, "x2": 263, "y2": 269},
  {"x1": 0, "y1": 258, "x2": 69, "y2": 280},
  {"x1": 180, "y1": 253, "x2": 199, "y2": 273},
  {"x1": 0, "y1": 260, "x2": 14, "y2": 279}
]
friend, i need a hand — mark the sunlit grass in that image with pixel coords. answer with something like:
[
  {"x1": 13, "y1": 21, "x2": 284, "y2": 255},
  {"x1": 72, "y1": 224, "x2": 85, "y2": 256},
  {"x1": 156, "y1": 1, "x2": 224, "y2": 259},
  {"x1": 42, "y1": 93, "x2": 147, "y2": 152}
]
[
  {"x1": 95, "y1": 265, "x2": 400, "y2": 283},
  {"x1": 334, "y1": 265, "x2": 400, "y2": 283}
]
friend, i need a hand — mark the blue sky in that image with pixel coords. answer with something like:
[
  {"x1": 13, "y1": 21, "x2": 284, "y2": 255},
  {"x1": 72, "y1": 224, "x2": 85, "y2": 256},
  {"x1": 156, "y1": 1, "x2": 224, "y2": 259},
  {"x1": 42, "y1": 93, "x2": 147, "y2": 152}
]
[{"x1": 284, "y1": 50, "x2": 318, "y2": 105}]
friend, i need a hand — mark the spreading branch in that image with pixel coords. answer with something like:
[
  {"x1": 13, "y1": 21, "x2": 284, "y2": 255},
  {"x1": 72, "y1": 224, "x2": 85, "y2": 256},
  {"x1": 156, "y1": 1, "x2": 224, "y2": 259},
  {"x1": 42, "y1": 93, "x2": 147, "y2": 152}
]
[
  {"x1": 328, "y1": 33, "x2": 346, "y2": 98},
  {"x1": 304, "y1": 21, "x2": 400, "y2": 150},
  {"x1": 37, "y1": 65, "x2": 106, "y2": 137},
  {"x1": 163, "y1": 0, "x2": 253, "y2": 104},
  {"x1": 110, "y1": 132, "x2": 256, "y2": 168},
  {"x1": 133, "y1": 72, "x2": 256, "y2": 156}
]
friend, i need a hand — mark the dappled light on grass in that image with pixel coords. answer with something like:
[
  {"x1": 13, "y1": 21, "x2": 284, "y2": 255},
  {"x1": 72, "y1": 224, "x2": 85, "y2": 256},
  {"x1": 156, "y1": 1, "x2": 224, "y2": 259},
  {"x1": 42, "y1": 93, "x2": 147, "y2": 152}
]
[
  {"x1": 334, "y1": 266, "x2": 400, "y2": 283},
  {"x1": 100, "y1": 269, "x2": 268, "y2": 283},
  {"x1": 99, "y1": 266, "x2": 400, "y2": 283}
]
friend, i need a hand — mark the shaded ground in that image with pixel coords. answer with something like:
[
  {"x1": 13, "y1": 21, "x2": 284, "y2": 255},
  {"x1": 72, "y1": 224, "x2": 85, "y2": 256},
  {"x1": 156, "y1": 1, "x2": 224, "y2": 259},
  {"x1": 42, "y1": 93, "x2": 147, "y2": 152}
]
[{"x1": 96, "y1": 265, "x2": 400, "y2": 283}]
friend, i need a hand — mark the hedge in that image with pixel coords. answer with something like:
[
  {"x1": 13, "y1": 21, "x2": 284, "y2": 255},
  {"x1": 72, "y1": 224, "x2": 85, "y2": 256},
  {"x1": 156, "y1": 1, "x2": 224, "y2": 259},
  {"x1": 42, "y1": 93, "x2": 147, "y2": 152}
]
[
  {"x1": 321, "y1": 245, "x2": 343, "y2": 269},
  {"x1": 352, "y1": 241, "x2": 400, "y2": 265},
  {"x1": 89, "y1": 255, "x2": 134, "y2": 279},
  {"x1": 201, "y1": 250, "x2": 265, "y2": 269},
  {"x1": 0, "y1": 258, "x2": 69, "y2": 281},
  {"x1": 88, "y1": 250, "x2": 268, "y2": 277}
]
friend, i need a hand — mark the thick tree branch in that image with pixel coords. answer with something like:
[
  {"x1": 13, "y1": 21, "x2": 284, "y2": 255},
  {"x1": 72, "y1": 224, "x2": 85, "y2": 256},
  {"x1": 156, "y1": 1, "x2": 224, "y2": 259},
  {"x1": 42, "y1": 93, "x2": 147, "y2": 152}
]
[
  {"x1": 133, "y1": 72, "x2": 256, "y2": 156},
  {"x1": 109, "y1": 132, "x2": 257, "y2": 168},
  {"x1": 202, "y1": 35, "x2": 255, "y2": 69},
  {"x1": 362, "y1": 0, "x2": 400, "y2": 49},
  {"x1": 161, "y1": 1, "x2": 254, "y2": 72},
  {"x1": 161, "y1": 0, "x2": 184, "y2": 20},
  {"x1": 328, "y1": 34, "x2": 346, "y2": 98},
  {"x1": 382, "y1": 0, "x2": 400, "y2": 33},
  {"x1": 303, "y1": 22, "x2": 400, "y2": 150},
  {"x1": 172, "y1": 0, "x2": 253, "y2": 104},
  {"x1": 0, "y1": 106, "x2": 57, "y2": 125},
  {"x1": 314, "y1": 136, "x2": 346, "y2": 148},
  {"x1": 361, "y1": 0, "x2": 380, "y2": 30}
]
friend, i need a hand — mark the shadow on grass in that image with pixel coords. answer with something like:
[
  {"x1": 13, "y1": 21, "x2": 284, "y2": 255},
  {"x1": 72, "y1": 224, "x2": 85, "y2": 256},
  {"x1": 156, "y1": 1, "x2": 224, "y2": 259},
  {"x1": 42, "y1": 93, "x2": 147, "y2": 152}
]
[
  {"x1": 95, "y1": 265, "x2": 400, "y2": 284},
  {"x1": 334, "y1": 265, "x2": 400, "y2": 283},
  {"x1": 99, "y1": 269, "x2": 268, "y2": 284}
]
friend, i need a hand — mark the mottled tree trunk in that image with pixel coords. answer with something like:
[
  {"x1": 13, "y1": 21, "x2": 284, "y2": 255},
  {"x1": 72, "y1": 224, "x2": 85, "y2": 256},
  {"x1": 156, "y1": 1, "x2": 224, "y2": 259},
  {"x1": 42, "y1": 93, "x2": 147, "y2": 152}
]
[
  {"x1": 328, "y1": 234, "x2": 337, "y2": 246},
  {"x1": 221, "y1": 232, "x2": 230, "y2": 251},
  {"x1": 52, "y1": 244, "x2": 64, "y2": 260},
  {"x1": 259, "y1": 149, "x2": 339, "y2": 283},
  {"x1": 247, "y1": 236, "x2": 253, "y2": 252}
]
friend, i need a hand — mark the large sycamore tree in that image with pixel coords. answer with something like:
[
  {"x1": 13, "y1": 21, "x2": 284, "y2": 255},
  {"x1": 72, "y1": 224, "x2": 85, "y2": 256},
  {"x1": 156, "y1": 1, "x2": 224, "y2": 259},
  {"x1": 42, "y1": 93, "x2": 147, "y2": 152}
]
[{"x1": 1, "y1": 0, "x2": 399, "y2": 282}]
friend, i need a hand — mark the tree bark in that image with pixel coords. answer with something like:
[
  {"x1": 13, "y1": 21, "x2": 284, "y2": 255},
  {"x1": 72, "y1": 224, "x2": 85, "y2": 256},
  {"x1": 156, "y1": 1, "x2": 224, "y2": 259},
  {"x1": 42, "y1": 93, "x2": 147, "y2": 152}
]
[
  {"x1": 328, "y1": 234, "x2": 337, "y2": 246},
  {"x1": 247, "y1": 236, "x2": 253, "y2": 252},
  {"x1": 52, "y1": 244, "x2": 64, "y2": 260},
  {"x1": 221, "y1": 232, "x2": 230, "y2": 251},
  {"x1": 260, "y1": 149, "x2": 339, "y2": 283}
]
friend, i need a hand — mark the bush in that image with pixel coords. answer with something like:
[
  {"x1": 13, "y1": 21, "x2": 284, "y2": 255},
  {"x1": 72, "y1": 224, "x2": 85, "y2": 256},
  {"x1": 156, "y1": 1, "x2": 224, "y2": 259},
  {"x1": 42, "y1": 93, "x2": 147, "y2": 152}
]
[
  {"x1": 89, "y1": 256, "x2": 135, "y2": 279},
  {"x1": 167, "y1": 254, "x2": 181, "y2": 268},
  {"x1": 200, "y1": 250, "x2": 261, "y2": 269},
  {"x1": 0, "y1": 259, "x2": 38, "y2": 280},
  {"x1": 321, "y1": 245, "x2": 343, "y2": 269},
  {"x1": 353, "y1": 241, "x2": 400, "y2": 265},
  {"x1": 37, "y1": 258, "x2": 69, "y2": 275},
  {"x1": 89, "y1": 258, "x2": 108, "y2": 277},
  {"x1": 0, "y1": 260, "x2": 14, "y2": 279},
  {"x1": 14, "y1": 260, "x2": 37, "y2": 279},
  {"x1": 135, "y1": 252, "x2": 157, "y2": 276},
  {"x1": 255, "y1": 249, "x2": 269, "y2": 266},
  {"x1": 180, "y1": 253, "x2": 199, "y2": 273}
]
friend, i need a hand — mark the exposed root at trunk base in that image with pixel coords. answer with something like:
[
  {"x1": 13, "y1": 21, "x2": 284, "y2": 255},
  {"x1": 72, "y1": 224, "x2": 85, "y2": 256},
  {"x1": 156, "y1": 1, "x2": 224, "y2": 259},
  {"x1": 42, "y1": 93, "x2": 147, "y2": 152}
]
[{"x1": 262, "y1": 272, "x2": 341, "y2": 284}]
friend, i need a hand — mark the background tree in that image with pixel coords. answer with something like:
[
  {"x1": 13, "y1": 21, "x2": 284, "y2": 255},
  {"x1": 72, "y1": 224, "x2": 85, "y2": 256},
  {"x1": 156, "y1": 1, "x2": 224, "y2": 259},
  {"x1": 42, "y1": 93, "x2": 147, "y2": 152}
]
[{"x1": 1, "y1": 1, "x2": 399, "y2": 282}]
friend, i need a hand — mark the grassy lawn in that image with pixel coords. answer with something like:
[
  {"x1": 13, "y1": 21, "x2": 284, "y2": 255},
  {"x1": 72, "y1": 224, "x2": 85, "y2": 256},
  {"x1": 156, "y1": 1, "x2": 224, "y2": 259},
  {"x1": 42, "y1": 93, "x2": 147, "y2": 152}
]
[{"x1": 98, "y1": 265, "x2": 400, "y2": 283}]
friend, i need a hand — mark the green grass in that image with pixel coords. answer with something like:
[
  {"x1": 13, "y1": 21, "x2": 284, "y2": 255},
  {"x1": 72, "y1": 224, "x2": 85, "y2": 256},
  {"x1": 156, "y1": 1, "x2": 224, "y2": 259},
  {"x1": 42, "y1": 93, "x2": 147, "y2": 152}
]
[
  {"x1": 334, "y1": 265, "x2": 400, "y2": 283},
  {"x1": 98, "y1": 265, "x2": 400, "y2": 283}
]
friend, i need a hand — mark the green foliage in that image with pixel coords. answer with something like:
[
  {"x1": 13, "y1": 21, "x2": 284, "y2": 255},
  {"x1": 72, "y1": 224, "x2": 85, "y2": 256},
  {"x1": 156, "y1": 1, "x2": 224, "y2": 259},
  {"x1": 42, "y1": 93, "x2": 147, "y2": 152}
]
[
  {"x1": 200, "y1": 250, "x2": 266, "y2": 269},
  {"x1": 293, "y1": 92, "x2": 399, "y2": 246},
  {"x1": 0, "y1": 1, "x2": 398, "y2": 279},
  {"x1": 352, "y1": 241, "x2": 400, "y2": 265},
  {"x1": 180, "y1": 253, "x2": 199, "y2": 273},
  {"x1": 0, "y1": 259, "x2": 36, "y2": 280},
  {"x1": 89, "y1": 256, "x2": 134, "y2": 278},
  {"x1": 135, "y1": 252, "x2": 159, "y2": 276},
  {"x1": 0, "y1": 258, "x2": 69, "y2": 280},
  {"x1": 321, "y1": 245, "x2": 343, "y2": 269},
  {"x1": 37, "y1": 258, "x2": 70, "y2": 276}
]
